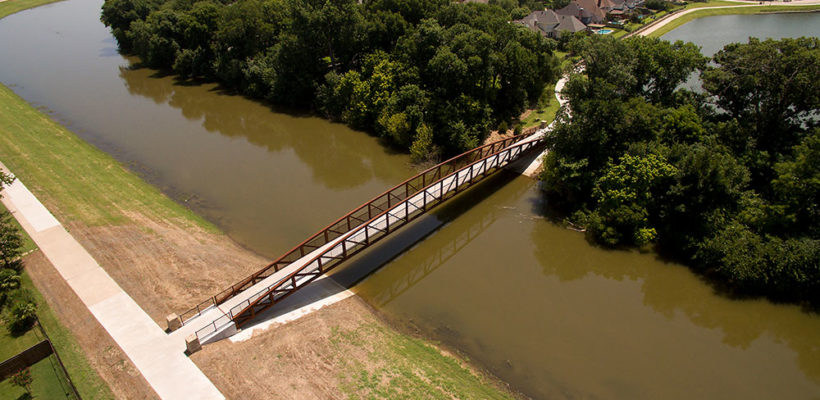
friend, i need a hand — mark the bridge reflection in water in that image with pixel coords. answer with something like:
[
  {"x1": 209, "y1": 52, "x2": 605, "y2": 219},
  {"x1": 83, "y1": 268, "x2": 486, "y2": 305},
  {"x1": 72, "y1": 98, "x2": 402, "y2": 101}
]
[
  {"x1": 174, "y1": 132, "x2": 546, "y2": 343},
  {"x1": 333, "y1": 170, "x2": 531, "y2": 308}
]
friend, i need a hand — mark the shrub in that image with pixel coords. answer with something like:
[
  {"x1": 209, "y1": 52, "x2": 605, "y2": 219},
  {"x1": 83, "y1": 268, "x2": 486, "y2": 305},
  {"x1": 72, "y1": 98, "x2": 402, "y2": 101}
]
[
  {"x1": 4, "y1": 289, "x2": 36, "y2": 336},
  {"x1": 497, "y1": 121, "x2": 509, "y2": 134}
]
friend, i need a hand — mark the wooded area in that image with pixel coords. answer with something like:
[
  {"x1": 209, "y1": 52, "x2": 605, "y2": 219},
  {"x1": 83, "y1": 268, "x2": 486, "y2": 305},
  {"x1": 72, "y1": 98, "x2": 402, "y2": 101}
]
[
  {"x1": 542, "y1": 35, "x2": 819, "y2": 306},
  {"x1": 101, "y1": 0, "x2": 561, "y2": 159}
]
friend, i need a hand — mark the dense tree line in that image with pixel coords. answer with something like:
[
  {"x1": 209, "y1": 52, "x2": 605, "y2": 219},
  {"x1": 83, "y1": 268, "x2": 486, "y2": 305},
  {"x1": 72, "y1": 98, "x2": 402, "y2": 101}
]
[
  {"x1": 101, "y1": 0, "x2": 560, "y2": 160},
  {"x1": 542, "y1": 35, "x2": 820, "y2": 306}
]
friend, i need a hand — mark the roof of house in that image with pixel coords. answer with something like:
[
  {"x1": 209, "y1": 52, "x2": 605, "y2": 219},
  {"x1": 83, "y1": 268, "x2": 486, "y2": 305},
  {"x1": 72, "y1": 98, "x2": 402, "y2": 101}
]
[
  {"x1": 556, "y1": 0, "x2": 606, "y2": 23},
  {"x1": 576, "y1": 0, "x2": 607, "y2": 21},
  {"x1": 513, "y1": 10, "x2": 561, "y2": 36},
  {"x1": 556, "y1": 14, "x2": 588, "y2": 33},
  {"x1": 597, "y1": 0, "x2": 619, "y2": 11}
]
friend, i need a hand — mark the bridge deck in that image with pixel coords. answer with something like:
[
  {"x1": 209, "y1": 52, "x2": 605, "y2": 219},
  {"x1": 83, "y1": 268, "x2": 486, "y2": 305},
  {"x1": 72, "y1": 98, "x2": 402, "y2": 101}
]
[{"x1": 177, "y1": 131, "x2": 546, "y2": 343}]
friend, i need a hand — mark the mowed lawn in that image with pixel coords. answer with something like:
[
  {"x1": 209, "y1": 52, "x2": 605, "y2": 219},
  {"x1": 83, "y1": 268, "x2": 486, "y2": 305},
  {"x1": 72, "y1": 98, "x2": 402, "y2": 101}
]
[
  {"x1": 0, "y1": 2, "x2": 114, "y2": 399},
  {"x1": 0, "y1": 84, "x2": 215, "y2": 230}
]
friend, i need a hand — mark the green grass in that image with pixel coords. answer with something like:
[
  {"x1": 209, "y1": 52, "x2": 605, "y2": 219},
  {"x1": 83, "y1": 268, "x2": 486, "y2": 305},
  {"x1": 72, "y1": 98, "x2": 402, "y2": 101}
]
[
  {"x1": 0, "y1": 274, "x2": 113, "y2": 400},
  {"x1": 0, "y1": 84, "x2": 216, "y2": 231},
  {"x1": 521, "y1": 82, "x2": 561, "y2": 129},
  {"x1": 0, "y1": 207, "x2": 112, "y2": 399},
  {"x1": 0, "y1": 0, "x2": 63, "y2": 19},
  {"x1": 0, "y1": 354, "x2": 75, "y2": 400},
  {"x1": 683, "y1": 0, "x2": 740, "y2": 9},
  {"x1": 330, "y1": 322, "x2": 514, "y2": 399},
  {"x1": 0, "y1": 0, "x2": 215, "y2": 230},
  {"x1": 648, "y1": 4, "x2": 820, "y2": 37}
]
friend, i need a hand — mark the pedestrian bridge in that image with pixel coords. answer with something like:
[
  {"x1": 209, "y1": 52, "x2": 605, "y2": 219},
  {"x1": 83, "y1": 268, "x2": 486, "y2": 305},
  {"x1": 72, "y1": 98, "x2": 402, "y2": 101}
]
[{"x1": 173, "y1": 130, "x2": 547, "y2": 345}]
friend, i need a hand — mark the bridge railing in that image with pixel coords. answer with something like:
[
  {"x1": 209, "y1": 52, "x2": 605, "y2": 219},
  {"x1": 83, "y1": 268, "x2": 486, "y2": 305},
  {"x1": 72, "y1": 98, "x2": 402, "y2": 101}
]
[
  {"x1": 179, "y1": 132, "x2": 537, "y2": 324},
  {"x1": 227, "y1": 134, "x2": 546, "y2": 328}
]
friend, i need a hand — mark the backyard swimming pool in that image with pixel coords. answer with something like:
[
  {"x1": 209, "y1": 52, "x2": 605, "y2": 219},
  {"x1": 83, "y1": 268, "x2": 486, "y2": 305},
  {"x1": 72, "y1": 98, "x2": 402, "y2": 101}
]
[{"x1": 597, "y1": 29, "x2": 613, "y2": 34}]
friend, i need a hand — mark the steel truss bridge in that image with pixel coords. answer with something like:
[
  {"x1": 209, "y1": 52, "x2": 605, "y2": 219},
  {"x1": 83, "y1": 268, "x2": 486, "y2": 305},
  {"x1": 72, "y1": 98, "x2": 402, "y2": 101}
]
[{"x1": 176, "y1": 131, "x2": 546, "y2": 343}]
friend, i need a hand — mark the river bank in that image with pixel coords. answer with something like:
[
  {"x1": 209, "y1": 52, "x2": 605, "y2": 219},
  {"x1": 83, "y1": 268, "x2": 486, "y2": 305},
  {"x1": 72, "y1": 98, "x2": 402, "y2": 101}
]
[
  {"x1": 0, "y1": 1, "x2": 524, "y2": 398},
  {"x1": 637, "y1": 1, "x2": 820, "y2": 37}
]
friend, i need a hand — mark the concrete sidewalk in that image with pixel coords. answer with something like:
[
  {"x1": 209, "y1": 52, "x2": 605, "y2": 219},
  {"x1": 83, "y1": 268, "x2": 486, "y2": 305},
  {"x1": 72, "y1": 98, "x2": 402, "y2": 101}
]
[{"x1": 0, "y1": 162, "x2": 224, "y2": 400}]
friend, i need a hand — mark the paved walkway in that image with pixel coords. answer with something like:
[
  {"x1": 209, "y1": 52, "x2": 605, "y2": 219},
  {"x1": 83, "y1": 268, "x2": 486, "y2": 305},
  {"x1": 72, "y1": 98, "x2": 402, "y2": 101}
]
[
  {"x1": 0, "y1": 162, "x2": 224, "y2": 400},
  {"x1": 520, "y1": 75, "x2": 570, "y2": 177},
  {"x1": 180, "y1": 133, "x2": 546, "y2": 342}
]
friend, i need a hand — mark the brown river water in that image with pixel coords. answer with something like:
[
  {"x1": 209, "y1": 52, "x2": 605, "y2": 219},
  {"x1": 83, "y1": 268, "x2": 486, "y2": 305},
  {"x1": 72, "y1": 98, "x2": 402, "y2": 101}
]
[{"x1": 0, "y1": 1, "x2": 818, "y2": 398}]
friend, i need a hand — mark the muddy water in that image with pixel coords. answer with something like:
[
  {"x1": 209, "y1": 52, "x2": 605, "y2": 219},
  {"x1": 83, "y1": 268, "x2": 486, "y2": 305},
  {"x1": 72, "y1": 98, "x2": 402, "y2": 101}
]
[
  {"x1": 351, "y1": 14, "x2": 820, "y2": 400},
  {"x1": 353, "y1": 172, "x2": 820, "y2": 399},
  {"x1": 1, "y1": 2, "x2": 819, "y2": 399},
  {"x1": 0, "y1": 0, "x2": 413, "y2": 257},
  {"x1": 661, "y1": 13, "x2": 820, "y2": 56}
]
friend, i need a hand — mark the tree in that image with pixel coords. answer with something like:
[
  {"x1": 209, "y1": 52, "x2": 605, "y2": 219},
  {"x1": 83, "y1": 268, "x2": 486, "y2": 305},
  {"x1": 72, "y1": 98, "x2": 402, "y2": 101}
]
[
  {"x1": 410, "y1": 123, "x2": 437, "y2": 163},
  {"x1": 0, "y1": 211, "x2": 23, "y2": 272},
  {"x1": 0, "y1": 172, "x2": 22, "y2": 272},
  {"x1": 702, "y1": 37, "x2": 820, "y2": 164},
  {"x1": 771, "y1": 129, "x2": 820, "y2": 236},
  {"x1": 589, "y1": 153, "x2": 677, "y2": 246},
  {"x1": 10, "y1": 367, "x2": 33, "y2": 396}
]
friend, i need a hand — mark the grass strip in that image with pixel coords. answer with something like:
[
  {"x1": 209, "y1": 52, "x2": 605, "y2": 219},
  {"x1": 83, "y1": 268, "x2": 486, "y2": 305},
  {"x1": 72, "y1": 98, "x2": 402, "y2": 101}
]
[
  {"x1": 521, "y1": 82, "x2": 561, "y2": 129},
  {"x1": 0, "y1": 0, "x2": 63, "y2": 19},
  {"x1": 0, "y1": 83, "x2": 217, "y2": 230},
  {"x1": 0, "y1": 273, "x2": 115, "y2": 400},
  {"x1": 648, "y1": 4, "x2": 820, "y2": 37},
  {"x1": 330, "y1": 322, "x2": 515, "y2": 399}
]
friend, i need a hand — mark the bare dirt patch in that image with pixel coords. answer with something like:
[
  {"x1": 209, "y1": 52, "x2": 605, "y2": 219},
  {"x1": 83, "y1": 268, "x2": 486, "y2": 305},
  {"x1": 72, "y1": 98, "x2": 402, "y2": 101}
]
[
  {"x1": 24, "y1": 250, "x2": 158, "y2": 399},
  {"x1": 65, "y1": 211, "x2": 267, "y2": 324},
  {"x1": 192, "y1": 296, "x2": 517, "y2": 400}
]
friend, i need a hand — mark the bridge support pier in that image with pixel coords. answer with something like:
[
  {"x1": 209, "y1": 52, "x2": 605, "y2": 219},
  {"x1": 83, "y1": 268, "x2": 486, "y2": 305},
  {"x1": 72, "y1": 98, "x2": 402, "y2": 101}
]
[
  {"x1": 166, "y1": 313, "x2": 182, "y2": 332},
  {"x1": 186, "y1": 334, "x2": 202, "y2": 354}
]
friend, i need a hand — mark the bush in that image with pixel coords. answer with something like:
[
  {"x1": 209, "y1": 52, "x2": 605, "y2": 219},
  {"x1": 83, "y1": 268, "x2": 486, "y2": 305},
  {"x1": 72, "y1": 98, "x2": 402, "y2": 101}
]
[
  {"x1": 645, "y1": 0, "x2": 670, "y2": 11},
  {"x1": 410, "y1": 124, "x2": 438, "y2": 163},
  {"x1": 5, "y1": 299, "x2": 37, "y2": 336},
  {"x1": 497, "y1": 121, "x2": 509, "y2": 134},
  {"x1": 0, "y1": 269, "x2": 22, "y2": 307}
]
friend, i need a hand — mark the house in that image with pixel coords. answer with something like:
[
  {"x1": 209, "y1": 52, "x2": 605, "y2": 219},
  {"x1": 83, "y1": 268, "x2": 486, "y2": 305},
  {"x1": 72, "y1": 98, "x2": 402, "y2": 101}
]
[
  {"x1": 513, "y1": 10, "x2": 588, "y2": 38},
  {"x1": 555, "y1": 14, "x2": 588, "y2": 34},
  {"x1": 556, "y1": 0, "x2": 606, "y2": 25}
]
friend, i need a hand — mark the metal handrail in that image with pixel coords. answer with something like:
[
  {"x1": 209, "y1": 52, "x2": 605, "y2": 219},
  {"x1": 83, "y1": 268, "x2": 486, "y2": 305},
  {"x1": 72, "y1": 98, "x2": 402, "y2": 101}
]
[
  {"x1": 179, "y1": 132, "x2": 537, "y2": 323},
  {"x1": 228, "y1": 134, "x2": 546, "y2": 327}
]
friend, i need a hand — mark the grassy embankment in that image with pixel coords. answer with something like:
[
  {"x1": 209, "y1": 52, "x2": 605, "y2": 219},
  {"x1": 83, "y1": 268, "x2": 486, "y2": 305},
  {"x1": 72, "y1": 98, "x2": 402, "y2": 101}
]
[
  {"x1": 0, "y1": 0, "x2": 62, "y2": 19},
  {"x1": 0, "y1": 2, "x2": 114, "y2": 400},
  {"x1": 0, "y1": 1, "x2": 519, "y2": 398},
  {"x1": 611, "y1": 0, "x2": 749, "y2": 38},
  {"x1": 331, "y1": 321, "x2": 514, "y2": 399},
  {"x1": 647, "y1": 3, "x2": 820, "y2": 37}
]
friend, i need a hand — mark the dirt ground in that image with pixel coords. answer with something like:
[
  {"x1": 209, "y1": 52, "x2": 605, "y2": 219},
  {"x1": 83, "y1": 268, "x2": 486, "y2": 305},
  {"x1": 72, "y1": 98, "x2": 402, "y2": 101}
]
[
  {"x1": 64, "y1": 212, "x2": 267, "y2": 324},
  {"x1": 192, "y1": 295, "x2": 517, "y2": 400},
  {"x1": 24, "y1": 250, "x2": 158, "y2": 399}
]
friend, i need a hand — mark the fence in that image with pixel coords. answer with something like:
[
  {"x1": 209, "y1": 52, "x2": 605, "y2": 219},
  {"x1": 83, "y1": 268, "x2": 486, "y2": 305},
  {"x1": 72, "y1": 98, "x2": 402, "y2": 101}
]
[{"x1": 228, "y1": 134, "x2": 546, "y2": 328}]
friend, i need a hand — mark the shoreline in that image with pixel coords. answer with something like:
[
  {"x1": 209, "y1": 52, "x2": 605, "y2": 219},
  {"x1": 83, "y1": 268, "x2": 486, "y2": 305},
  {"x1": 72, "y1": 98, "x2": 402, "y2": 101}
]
[
  {"x1": 0, "y1": 0, "x2": 525, "y2": 398},
  {"x1": 632, "y1": 1, "x2": 820, "y2": 37}
]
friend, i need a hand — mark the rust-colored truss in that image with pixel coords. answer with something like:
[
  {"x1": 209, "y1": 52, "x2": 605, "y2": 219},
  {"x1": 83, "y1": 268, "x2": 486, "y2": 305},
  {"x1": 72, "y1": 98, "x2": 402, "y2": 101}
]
[{"x1": 180, "y1": 132, "x2": 545, "y2": 327}]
